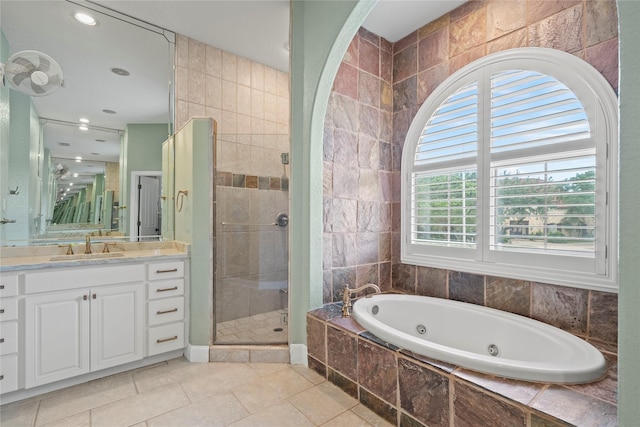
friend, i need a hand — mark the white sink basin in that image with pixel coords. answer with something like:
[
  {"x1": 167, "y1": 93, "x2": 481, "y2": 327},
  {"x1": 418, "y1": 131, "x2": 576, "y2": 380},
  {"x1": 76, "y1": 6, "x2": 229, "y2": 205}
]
[{"x1": 49, "y1": 252, "x2": 125, "y2": 261}]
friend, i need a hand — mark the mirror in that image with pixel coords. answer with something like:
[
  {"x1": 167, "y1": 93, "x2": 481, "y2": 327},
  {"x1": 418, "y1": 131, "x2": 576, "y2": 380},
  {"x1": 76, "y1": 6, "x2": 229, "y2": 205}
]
[{"x1": 0, "y1": 1, "x2": 174, "y2": 245}]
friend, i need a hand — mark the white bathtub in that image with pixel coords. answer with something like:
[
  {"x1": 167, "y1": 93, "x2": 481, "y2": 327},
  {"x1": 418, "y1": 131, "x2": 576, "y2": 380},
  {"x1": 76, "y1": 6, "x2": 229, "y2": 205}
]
[{"x1": 352, "y1": 294, "x2": 606, "y2": 384}]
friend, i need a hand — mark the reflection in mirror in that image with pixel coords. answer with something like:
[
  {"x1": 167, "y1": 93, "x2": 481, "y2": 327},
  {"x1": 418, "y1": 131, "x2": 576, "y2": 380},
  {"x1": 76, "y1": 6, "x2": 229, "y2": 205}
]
[{"x1": 0, "y1": 1, "x2": 174, "y2": 246}]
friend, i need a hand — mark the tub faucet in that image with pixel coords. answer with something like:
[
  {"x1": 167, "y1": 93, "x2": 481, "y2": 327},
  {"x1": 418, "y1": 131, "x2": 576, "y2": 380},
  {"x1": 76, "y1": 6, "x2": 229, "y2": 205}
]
[
  {"x1": 342, "y1": 283, "x2": 381, "y2": 318},
  {"x1": 85, "y1": 234, "x2": 92, "y2": 254}
]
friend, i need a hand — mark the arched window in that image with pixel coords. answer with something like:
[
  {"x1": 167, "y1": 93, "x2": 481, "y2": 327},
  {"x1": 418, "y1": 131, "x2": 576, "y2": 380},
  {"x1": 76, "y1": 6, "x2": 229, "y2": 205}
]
[{"x1": 401, "y1": 48, "x2": 618, "y2": 291}]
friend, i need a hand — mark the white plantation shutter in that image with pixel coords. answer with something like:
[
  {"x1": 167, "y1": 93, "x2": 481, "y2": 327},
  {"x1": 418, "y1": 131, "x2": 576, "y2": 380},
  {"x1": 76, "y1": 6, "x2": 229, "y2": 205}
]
[{"x1": 402, "y1": 48, "x2": 618, "y2": 291}]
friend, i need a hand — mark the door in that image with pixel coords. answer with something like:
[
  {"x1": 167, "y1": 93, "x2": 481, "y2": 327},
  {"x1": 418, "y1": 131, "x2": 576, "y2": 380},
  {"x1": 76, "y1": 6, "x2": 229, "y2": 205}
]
[
  {"x1": 91, "y1": 283, "x2": 144, "y2": 371},
  {"x1": 138, "y1": 175, "x2": 161, "y2": 240},
  {"x1": 25, "y1": 289, "x2": 90, "y2": 388}
]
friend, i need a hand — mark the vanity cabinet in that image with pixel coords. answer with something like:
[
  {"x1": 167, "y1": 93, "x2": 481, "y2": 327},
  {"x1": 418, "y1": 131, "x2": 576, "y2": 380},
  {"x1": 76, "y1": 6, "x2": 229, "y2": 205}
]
[
  {"x1": 0, "y1": 273, "x2": 19, "y2": 394},
  {"x1": 23, "y1": 264, "x2": 146, "y2": 388}
]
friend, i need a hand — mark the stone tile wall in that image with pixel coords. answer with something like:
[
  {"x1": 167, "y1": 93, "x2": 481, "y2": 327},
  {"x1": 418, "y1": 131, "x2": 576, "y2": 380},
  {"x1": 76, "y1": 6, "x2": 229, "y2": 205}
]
[
  {"x1": 323, "y1": 0, "x2": 618, "y2": 342},
  {"x1": 307, "y1": 305, "x2": 618, "y2": 427}
]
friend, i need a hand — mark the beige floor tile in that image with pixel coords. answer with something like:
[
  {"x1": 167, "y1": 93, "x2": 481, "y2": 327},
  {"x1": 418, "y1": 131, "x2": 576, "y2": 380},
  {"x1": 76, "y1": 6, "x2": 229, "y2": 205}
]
[
  {"x1": 146, "y1": 392, "x2": 249, "y2": 427},
  {"x1": 350, "y1": 404, "x2": 395, "y2": 427},
  {"x1": 180, "y1": 363, "x2": 259, "y2": 402},
  {"x1": 288, "y1": 381, "x2": 358, "y2": 425},
  {"x1": 247, "y1": 362, "x2": 290, "y2": 377},
  {"x1": 36, "y1": 372, "x2": 137, "y2": 425},
  {"x1": 228, "y1": 400, "x2": 314, "y2": 427},
  {"x1": 291, "y1": 364, "x2": 326, "y2": 385},
  {"x1": 39, "y1": 410, "x2": 90, "y2": 427},
  {"x1": 231, "y1": 367, "x2": 314, "y2": 413},
  {"x1": 133, "y1": 357, "x2": 212, "y2": 393},
  {"x1": 0, "y1": 398, "x2": 39, "y2": 427},
  {"x1": 321, "y1": 410, "x2": 381, "y2": 427},
  {"x1": 90, "y1": 384, "x2": 189, "y2": 427}
]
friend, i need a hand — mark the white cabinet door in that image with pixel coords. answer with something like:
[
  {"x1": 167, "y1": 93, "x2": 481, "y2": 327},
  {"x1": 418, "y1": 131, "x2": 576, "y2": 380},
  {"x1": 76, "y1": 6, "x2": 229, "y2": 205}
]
[
  {"x1": 25, "y1": 289, "x2": 90, "y2": 388},
  {"x1": 91, "y1": 283, "x2": 144, "y2": 371}
]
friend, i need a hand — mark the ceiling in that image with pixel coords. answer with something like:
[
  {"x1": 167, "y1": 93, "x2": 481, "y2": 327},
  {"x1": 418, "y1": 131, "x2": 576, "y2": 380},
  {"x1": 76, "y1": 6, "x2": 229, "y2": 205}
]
[{"x1": 1, "y1": 0, "x2": 463, "y2": 193}]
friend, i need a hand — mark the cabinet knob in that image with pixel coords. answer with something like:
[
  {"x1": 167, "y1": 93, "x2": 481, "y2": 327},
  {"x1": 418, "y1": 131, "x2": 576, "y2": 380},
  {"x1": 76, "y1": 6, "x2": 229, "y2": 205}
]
[
  {"x1": 157, "y1": 286, "x2": 178, "y2": 293},
  {"x1": 156, "y1": 268, "x2": 178, "y2": 274},
  {"x1": 0, "y1": 338, "x2": 4, "y2": 343},
  {"x1": 0, "y1": 285, "x2": 4, "y2": 289},
  {"x1": 93, "y1": 294, "x2": 97, "y2": 299},
  {"x1": 156, "y1": 336, "x2": 178, "y2": 344},
  {"x1": 83, "y1": 295, "x2": 88, "y2": 301},
  {"x1": 0, "y1": 309, "x2": 4, "y2": 314},
  {"x1": 157, "y1": 308, "x2": 178, "y2": 315}
]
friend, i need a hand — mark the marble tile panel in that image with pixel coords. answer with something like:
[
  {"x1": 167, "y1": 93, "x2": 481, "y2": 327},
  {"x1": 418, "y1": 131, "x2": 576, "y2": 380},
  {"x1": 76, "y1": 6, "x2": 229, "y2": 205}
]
[
  {"x1": 419, "y1": 14, "x2": 450, "y2": 39},
  {"x1": 133, "y1": 358, "x2": 211, "y2": 394},
  {"x1": 588, "y1": 290, "x2": 618, "y2": 344},
  {"x1": 333, "y1": 94, "x2": 360, "y2": 132},
  {"x1": 487, "y1": 28, "x2": 528, "y2": 54},
  {"x1": 398, "y1": 358, "x2": 449, "y2": 427},
  {"x1": 391, "y1": 144, "x2": 402, "y2": 172},
  {"x1": 527, "y1": 0, "x2": 581, "y2": 24},
  {"x1": 530, "y1": 413, "x2": 574, "y2": 427},
  {"x1": 188, "y1": 38, "x2": 206, "y2": 73},
  {"x1": 359, "y1": 27, "x2": 379, "y2": 46},
  {"x1": 147, "y1": 392, "x2": 248, "y2": 427},
  {"x1": 333, "y1": 232, "x2": 357, "y2": 267},
  {"x1": 392, "y1": 263, "x2": 417, "y2": 293},
  {"x1": 289, "y1": 381, "x2": 358, "y2": 425},
  {"x1": 175, "y1": 34, "x2": 189, "y2": 68},
  {"x1": 358, "y1": 135, "x2": 380, "y2": 170},
  {"x1": 332, "y1": 197, "x2": 358, "y2": 232},
  {"x1": 449, "y1": 45, "x2": 485, "y2": 74},
  {"x1": 399, "y1": 351, "x2": 457, "y2": 373},
  {"x1": 188, "y1": 69, "x2": 206, "y2": 105},
  {"x1": 309, "y1": 303, "x2": 343, "y2": 321},
  {"x1": 586, "y1": 0, "x2": 618, "y2": 47},
  {"x1": 327, "y1": 325, "x2": 359, "y2": 381},
  {"x1": 208, "y1": 347, "x2": 250, "y2": 363},
  {"x1": 251, "y1": 61, "x2": 264, "y2": 91},
  {"x1": 359, "y1": 169, "x2": 380, "y2": 201},
  {"x1": 343, "y1": 36, "x2": 359, "y2": 67},
  {"x1": 90, "y1": 384, "x2": 190, "y2": 427},
  {"x1": 360, "y1": 39, "x2": 380, "y2": 77},
  {"x1": 381, "y1": 49, "x2": 393, "y2": 84},
  {"x1": 391, "y1": 232, "x2": 401, "y2": 263},
  {"x1": 237, "y1": 84, "x2": 251, "y2": 115},
  {"x1": 264, "y1": 65, "x2": 277, "y2": 94},
  {"x1": 531, "y1": 282, "x2": 588, "y2": 335},
  {"x1": 418, "y1": 27, "x2": 448, "y2": 72},
  {"x1": 206, "y1": 74, "x2": 222, "y2": 109},
  {"x1": 328, "y1": 367, "x2": 359, "y2": 399},
  {"x1": 359, "y1": 387, "x2": 398, "y2": 426},
  {"x1": 228, "y1": 400, "x2": 314, "y2": 427},
  {"x1": 395, "y1": 30, "x2": 418, "y2": 54},
  {"x1": 360, "y1": 332, "x2": 399, "y2": 352},
  {"x1": 380, "y1": 110, "x2": 393, "y2": 143},
  {"x1": 380, "y1": 80, "x2": 393, "y2": 112},
  {"x1": 357, "y1": 201, "x2": 379, "y2": 232},
  {"x1": 329, "y1": 315, "x2": 367, "y2": 335},
  {"x1": 206, "y1": 45, "x2": 222, "y2": 77},
  {"x1": 379, "y1": 141, "x2": 392, "y2": 171},
  {"x1": 449, "y1": 271, "x2": 484, "y2": 305},
  {"x1": 486, "y1": 276, "x2": 530, "y2": 317},
  {"x1": 379, "y1": 202, "x2": 392, "y2": 233},
  {"x1": 528, "y1": 5, "x2": 583, "y2": 53},
  {"x1": 333, "y1": 129, "x2": 358, "y2": 165},
  {"x1": 333, "y1": 164, "x2": 359, "y2": 199},
  {"x1": 585, "y1": 38, "x2": 619, "y2": 91},
  {"x1": 359, "y1": 71, "x2": 381, "y2": 107},
  {"x1": 449, "y1": 8, "x2": 486, "y2": 57},
  {"x1": 416, "y1": 266, "x2": 447, "y2": 298},
  {"x1": 378, "y1": 232, "x2": 391, "y2": 263},
  {"x1": 359, "y1": 104, "x2": 380, "y2": 139},
  {"x1": 334, "y1": 62, "x2": 359, "y2": 100},
  {"x1": 176, "y1": 65, "x2": 189, "y2": 101},
  {"x1": 486, "y1": 0, "x2": 526, "y2": 41},
  {"x1": 392, "y1": 108, "x2": 414, "y2": 146},
  {"x1": 222, "y1": 51, "x2": 237, "y2": 82},
  {"x1": 324, "y1": 127, "x2": 334, "y2": 162},
  {"x1": 358, "y1": 340, "x2": 398, "y2": 404},
  {"x1": 357, "y1": 263, "x2": 379, "y2": 287},
  {"x1": 378, "y1": 171, "x2": 393, "y2": 202},
  {"x1": 450, "y1": 0, "x2": 486, "y2": 22},
  {"x1": 379, "y1": 261, "x2": 392, "y2": 291},
  {"x1": 393, "y1": 45, "x2": 417, "y2": 84},
  {"x1": 381, "y1": 37, "x2": 392, "y2": 53},
  {"x1": 452, "y1": 380, "x2": 527, "y2": 427},
  {"x1": 308, "y1": 355, "x2": 327, "y2": 378},
  {"x1": 417, "y1": 61, "x2": 449, "y2": 105},
  {"x1": 566, "y1": 352, "x2": 617, "y2": 405},
  {"x1": 531, "y1": 384, "x2": 617, "y2": 427},
  {"x1": 323, "y1": 269, "x2": 333, "y2": 303}
]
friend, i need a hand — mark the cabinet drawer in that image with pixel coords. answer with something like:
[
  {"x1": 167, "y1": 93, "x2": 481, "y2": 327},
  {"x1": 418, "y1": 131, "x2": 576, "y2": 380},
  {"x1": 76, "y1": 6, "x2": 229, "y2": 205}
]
[
  {"x1": 25, "y1": 264, "x2": 145, "y2": 294},
  {"x1": 0, "y1": 298, "x2": 18, "y2": 322},
  {"x1": 147, "y1": 322, "x2": 185, "y2": 356},
  {"x1": 0, "y1": 321, "x2": 18, "y2": 356},
  {"x1": 0, "y1": 354, "x2": 19, "y2": 394},
  {"x1": 148, "y1": 297, "x2": 184, "y2": 326},
  {"x1": 148, "y1": 261, "x2": 184, "y2": 280},
  {"x1": 0, "y1": 274, "x2": 18, "y2": 298},
  {"x1": 148, "y1": 279, "x2": 184, "y2": 300}
]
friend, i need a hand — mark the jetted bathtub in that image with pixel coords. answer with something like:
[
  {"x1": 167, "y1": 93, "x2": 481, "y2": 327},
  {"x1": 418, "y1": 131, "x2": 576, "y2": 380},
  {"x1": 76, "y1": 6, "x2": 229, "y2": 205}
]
[{"x1": 352, "y1": 294, "x2": 607, "y2": 384}]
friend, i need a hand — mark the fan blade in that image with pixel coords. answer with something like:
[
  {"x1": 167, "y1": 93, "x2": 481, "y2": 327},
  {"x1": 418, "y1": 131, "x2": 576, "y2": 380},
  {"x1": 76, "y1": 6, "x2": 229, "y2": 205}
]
[
  {"x1": 47, "y1": 74, "x2": 62, "y2": 87},
  {"x1": 38, "y1": 56, "x2": 50, "y2": 73},
  {"x1": 12, "y1": 56, "x2": 36, "y2": 72},
  {"x1": 12, "y1": 71, "x2": 30, "y2": 86},
  {"x1": 31, "y1": 81, "x2": 45, "y2": 95}
]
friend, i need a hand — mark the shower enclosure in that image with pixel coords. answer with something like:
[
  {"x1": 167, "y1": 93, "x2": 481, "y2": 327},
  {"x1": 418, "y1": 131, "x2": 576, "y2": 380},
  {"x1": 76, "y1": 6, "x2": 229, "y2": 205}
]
[{"x1": 214, "y1": 133, "x2": 290, "y2": 345}]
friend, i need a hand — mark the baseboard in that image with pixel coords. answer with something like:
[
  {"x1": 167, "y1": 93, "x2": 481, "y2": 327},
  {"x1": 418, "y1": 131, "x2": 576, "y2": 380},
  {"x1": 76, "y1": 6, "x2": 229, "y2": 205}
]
[
  {"x1": 289, "y1": 344, "x2": 308, "y2": 366},
  {"x1": 185, "y1": 343, "x2": 209, "y2": 362}
]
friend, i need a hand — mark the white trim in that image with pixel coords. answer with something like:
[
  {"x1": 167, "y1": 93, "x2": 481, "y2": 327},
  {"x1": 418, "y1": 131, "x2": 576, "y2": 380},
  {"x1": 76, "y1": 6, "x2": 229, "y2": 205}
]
[
  {"x1": 401, "y1": 48, "x2": 618, "y2": 291},
  {"x1": 129, "y1": 170, "x2": 162, "y2": 241},
  {"x1": 289, "y1": 344, "x2": 308, "y2": 366},
  {"x1": 185, "y1": 343, "x2": 209, "y2": 363}
]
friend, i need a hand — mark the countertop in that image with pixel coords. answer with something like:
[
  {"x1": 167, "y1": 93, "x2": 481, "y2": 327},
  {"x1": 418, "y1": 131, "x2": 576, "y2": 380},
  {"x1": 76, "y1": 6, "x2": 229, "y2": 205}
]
[{"x1": 0, "y1": 241, "x2": 189, "y2": 272}]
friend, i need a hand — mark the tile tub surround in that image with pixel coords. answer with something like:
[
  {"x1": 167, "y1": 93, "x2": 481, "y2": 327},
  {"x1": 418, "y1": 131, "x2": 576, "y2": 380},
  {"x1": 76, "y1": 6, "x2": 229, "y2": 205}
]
[{"x1": 307, "y1": 303, "x2": 617, "y2": 427}]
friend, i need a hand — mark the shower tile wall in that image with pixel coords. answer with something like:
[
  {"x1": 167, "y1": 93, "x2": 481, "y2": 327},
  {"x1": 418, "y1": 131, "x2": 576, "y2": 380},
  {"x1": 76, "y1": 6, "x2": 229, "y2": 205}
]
[
  {"x1": 174, "y1": 35, "x2": 290, "y2": 342},
  {"x1": 323, "y1": 0, "x2": 619, "y2": 338}
]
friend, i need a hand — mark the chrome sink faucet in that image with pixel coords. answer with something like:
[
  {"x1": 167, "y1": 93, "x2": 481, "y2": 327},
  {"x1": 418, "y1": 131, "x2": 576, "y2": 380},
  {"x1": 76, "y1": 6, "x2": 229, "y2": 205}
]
[{"x1": 342, "y1": 283, "x2": 381, "y2": 318}]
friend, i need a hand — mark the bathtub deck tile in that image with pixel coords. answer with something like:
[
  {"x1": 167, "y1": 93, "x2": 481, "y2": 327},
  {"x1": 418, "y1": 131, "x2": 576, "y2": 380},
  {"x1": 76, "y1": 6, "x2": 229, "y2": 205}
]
[
  {"x1": 531, "y1": 384, "x2": 617, "y2": 427},
  {"x1": 452, "y1": 368, "x2": 544, "y2": 406},
  {"x1": 328, "y1": 316, "x2": 367, "y2": 335},
  {"x1": 398, "y1": 349, "x2": 457, "y2": 373},
  {"x1": 564, "y1": 352, "x2": 618, "y2": 405},
  {"x1": 309, "y1": 303, "x2": 343, "y2": 321},
  {"x1": 360, "y1": 331, "x2": 400, "y2": 351}
]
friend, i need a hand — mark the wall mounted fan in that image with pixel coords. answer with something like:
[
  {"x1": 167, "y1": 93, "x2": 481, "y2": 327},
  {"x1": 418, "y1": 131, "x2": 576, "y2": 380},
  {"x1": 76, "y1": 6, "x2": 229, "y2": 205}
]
[{"x1": 0, "y1": 50, "x2": 64, "y2": 96}]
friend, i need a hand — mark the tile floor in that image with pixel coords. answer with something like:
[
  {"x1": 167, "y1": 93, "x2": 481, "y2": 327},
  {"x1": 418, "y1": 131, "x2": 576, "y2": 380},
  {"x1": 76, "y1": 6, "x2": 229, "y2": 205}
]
[
  {"x1": 216, "y1": 310, "x2": 288, "y2": 344},
  {"x1": 0, "y1": 358, "x2": 393, "y2": 427}
]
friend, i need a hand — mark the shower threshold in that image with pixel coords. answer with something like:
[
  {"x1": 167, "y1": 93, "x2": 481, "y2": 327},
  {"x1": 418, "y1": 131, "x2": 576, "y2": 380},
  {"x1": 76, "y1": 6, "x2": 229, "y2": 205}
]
[{"x1": 215, "y1": 308, "x2": 288, "y2": 345}]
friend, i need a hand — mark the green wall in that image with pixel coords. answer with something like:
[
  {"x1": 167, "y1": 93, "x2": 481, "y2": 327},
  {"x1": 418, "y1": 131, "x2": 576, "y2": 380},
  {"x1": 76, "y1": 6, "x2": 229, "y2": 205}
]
[{"x1": 0, "y1": 29, "x2": 9, "y2": 243}]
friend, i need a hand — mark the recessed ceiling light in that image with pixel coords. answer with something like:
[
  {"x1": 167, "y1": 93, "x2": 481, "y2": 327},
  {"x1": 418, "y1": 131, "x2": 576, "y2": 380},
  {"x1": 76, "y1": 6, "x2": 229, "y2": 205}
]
[
  {"x1": 79, "y1": 124, "x2": 89, "y2": 131},
  {"x1": 75, "y1": 156, "x2": 82, "y2": 162},
  {"x1": 73, "y1": 173, "x2": 79, "y2": 178},
  {"x1": 102, "y1": 109, "x2": 117, "y2": 114},
  {"x1": 79, "y1": 118, "x2": 90, "y2": 124},
  {"x1": 74, "y1": 12, "x2": 98, "y2": 26},
  {"x1": 111, "y1": 67, "x2": 130, "y2": 76},
  {"x1": 69, "y1": 182, "x2": 74, "y2": 186}
]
